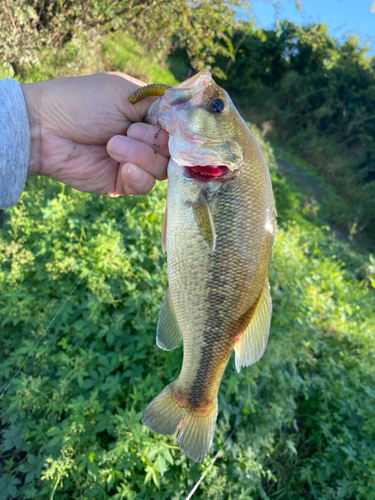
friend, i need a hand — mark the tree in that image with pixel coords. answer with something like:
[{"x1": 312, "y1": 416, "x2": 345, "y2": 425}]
[{"x1": 0, "y1": 0, "x2": 247, "y2": 77}]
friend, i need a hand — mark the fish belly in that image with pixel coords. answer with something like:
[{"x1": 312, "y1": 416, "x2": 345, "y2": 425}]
[{"x1": 167, "y1": 159, "x2": 273, "y2": 408}]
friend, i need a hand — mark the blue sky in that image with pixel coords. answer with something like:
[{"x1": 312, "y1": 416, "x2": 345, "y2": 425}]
[{"x1": 241, "y1": 0, "x2": 375, "y2": 54}]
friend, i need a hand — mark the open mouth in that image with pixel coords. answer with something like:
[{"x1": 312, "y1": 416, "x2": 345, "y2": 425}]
[{"x1": 185, "y1": 165, "x2": 229, "y2": 182}]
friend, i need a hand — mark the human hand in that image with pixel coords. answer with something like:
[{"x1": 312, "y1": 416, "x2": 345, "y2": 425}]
[{"x1": 21, "y1": 72, "x2": 170, "y2": 196}]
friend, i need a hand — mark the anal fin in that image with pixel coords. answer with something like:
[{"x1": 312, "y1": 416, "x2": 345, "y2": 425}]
[
  {"x1": 156, "y1": 289, "x2": 182, "y2": 350},
  {"x1": 234, "y1": 280, "x2": 272, "y2": 372}
]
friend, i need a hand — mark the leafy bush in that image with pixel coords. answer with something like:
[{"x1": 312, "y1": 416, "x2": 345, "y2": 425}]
[
  {"x1": 0, "y1": 0, "x2": 246, "y2": 78},
  {"x1": 1, "y1": 19, "x2": 375, "y2": 497},
  {"x1": 1, "y1": 125, "x2": 375, "y2": 498},
  {"x1": 170, "y1": 21, "x2": 375, "y2": 245},
  {"x1": 225, "y1": 22, "x2": 375, "y2": 245}
]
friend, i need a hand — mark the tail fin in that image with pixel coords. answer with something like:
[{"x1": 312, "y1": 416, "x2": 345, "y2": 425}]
[{"x1": 142, "y1": 383, "x2": 218, "y2": 463}]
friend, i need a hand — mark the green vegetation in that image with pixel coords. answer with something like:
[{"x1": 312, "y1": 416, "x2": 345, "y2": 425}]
[
  {"x1": 1, "y1": 9, "x2": 375, "y2": 500},
  {"x1": 221, "y1": 22, "x2": 375, "y2": 245},
  {"x1": 170, "y1": 20, "x2": 375, "y2": 244},
  {"x1": 0, "y1": 0, "x2": 245, "y2": 79}
]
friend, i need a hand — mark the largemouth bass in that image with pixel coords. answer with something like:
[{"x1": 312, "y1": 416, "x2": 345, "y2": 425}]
[{"x1": 130, "y1": 70, "x2": 276, "y2": 462}]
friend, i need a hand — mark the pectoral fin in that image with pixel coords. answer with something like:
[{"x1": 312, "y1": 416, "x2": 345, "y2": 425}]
[
  {"x1": 161, "y1": 204, "x2": 168, "y2": 254},
  {"x1": 191, "y1": 192, "x2": 216, "y2": 250},
  {"x1": 234, "y1": 281, "x2": 272, "y2": 372},
  {"x1": 156, "y1": 289, "x2": 182, "y2": 350}
]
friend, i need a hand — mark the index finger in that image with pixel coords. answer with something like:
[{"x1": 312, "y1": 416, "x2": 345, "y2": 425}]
[{"x1": 127, "y1": 123, "x2": 170, "y2": 158}]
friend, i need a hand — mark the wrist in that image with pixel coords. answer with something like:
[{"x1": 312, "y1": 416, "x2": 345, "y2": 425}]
[{"x1": 21, "y1": 82, "x2": 43, "y2": 176}]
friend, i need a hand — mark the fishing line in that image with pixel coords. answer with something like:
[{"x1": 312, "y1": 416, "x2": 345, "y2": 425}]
[
  {"x1": 185, "y1": 423, "x2": 240, "y2": 500},
  {"x1": 0, "y1": 196, "x2": 138, "y2": 398}
]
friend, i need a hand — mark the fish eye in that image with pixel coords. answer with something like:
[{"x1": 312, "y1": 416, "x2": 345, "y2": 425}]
[{"x1": 209, "y1": 98, "x2": 225, "y2": 114}]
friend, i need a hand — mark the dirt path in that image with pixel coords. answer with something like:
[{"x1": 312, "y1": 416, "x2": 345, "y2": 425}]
[{"x1": 277, "y1": 158, "x2": 351, "y2": 244}]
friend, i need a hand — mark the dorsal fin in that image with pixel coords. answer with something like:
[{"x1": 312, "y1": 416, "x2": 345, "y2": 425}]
[{"x1": 234, "y1": 281, "x2": 272, "y2": 372}]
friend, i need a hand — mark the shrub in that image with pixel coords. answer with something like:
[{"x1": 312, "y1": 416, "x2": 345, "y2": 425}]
[
  {"x1": 0, "y1": 0, "x2": 246, "y2": 78},
  {"x1": 1, "y1": 133, "x2": 375, "y2": 499}
]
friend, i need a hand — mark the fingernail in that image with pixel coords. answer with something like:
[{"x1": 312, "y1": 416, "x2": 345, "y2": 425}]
[
  {"x1": 125, "y1": 164, "x2": 147, "y2": 185},
  {"x1": 128, "y1": 123, "x2": 150, "y2": 142},
  {"x1": 108, "y1": 136, "x2": 135, "y2": 158}
]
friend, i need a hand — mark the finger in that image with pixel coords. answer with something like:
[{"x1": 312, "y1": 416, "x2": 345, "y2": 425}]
[
  {"x1": 106, "y1": 72, "x2": 162, "y2": 122},
  {"x1": 127, "y1": 123, "x2": 170, "y2": 158},
  {"x1": 107, "y1": 135, "x2": 168, "y2": 181},
  {"x1": 113, "y1": 162, "x2": 156, "y2": 196}
]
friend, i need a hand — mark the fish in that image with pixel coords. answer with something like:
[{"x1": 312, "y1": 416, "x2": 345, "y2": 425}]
[{"x1": 129, "y1": 70, "x2": 276, "y2": 462}]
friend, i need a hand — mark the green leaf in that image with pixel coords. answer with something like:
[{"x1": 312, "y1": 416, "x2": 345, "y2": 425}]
[{"x1": 106, "y1": 331, "x2": 114, "y2": 346}]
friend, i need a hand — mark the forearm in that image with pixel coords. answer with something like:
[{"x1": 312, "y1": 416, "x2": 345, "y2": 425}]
[
  {"x1": 0, "y1": 79, "x2": 30, "y2": 210},
  {"x1": 20, "y1": 82, "x2": 43, "y2": 176}
]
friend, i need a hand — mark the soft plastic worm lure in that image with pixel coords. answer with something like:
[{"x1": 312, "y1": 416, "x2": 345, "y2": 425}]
[{"x1": 128, "y1": 83, "x2": 171, "y2": 104}]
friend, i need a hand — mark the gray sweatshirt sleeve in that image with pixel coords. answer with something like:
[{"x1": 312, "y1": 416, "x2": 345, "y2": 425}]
[{"x1": 0, "y1": 79, "x2": 30, "y2": 210}]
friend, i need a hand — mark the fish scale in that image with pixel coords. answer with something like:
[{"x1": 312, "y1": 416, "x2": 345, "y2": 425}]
[{"x1": 131, "y1": 70, "x2": 276, "y2": 462}]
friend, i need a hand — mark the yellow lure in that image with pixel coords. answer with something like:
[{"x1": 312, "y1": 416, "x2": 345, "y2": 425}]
[{"x1": 128, "y1": 83, "x2": 172, "y2": 104}]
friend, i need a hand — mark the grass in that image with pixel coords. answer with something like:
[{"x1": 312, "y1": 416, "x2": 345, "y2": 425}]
[{"x1": 1, "y1": 35, "x2": 375, "y2": 500}]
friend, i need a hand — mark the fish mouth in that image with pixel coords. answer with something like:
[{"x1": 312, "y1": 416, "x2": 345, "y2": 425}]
[{"x1": 184, "y1": 165, "x2": 230, "y2": 183}]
